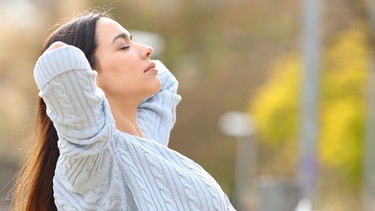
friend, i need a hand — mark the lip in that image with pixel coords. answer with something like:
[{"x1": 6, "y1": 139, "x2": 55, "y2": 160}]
[{"x1": 144, "y1": 62, "x2": 157, "y2": 73}]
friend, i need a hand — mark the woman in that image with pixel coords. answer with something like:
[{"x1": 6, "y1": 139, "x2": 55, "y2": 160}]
[{"x1": 12, "y1": 10, "x2": 235, "y2": 211}]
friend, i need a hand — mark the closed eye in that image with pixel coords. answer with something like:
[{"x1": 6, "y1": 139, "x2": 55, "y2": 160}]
[{"x1": 121, "y1": 45, "x2": 130, "y2": 50}]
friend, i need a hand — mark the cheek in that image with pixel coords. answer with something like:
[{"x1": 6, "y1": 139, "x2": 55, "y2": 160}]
[
  {"x1": 96, "y1": 69, "x2": 140, "y2": 97},
  {"x1": 95, "y1": 58, "x2": 132, "y2": 89}
]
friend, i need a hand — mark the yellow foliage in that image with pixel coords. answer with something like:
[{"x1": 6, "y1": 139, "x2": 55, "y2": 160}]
[
  {"x1": 250, "y1": 56, "x2": 300, "y2": 147},
  {"x1": 249, "y1": 23, "x2": 369, "y2": 185},
  {"x1": 319, "y1": 27, "x2": 368, "y2": 183},
  {"x1": 319, "y1": 100, "x2": 362, "y2": 167}
]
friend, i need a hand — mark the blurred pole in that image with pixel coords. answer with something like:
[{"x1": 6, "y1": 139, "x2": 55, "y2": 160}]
[
  {"x1": 219, "y1": 111, "x2": 257, "y2": 211},
  {"x1": 299, "y1": 0, "x2": 323, "y2": 205},
  {"x1": 363, "y1": 61, "x2": 375, "y2": 211},
  {"x1": 363, "y1": 1, "x2": 375, "y2": 209}
]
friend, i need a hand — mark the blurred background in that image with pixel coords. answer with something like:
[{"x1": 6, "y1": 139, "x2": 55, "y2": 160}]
[{"x1": 1, "y1": 0, "x2": 375, "y2": 210}]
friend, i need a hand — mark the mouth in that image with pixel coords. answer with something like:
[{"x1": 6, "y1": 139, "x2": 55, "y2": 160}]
[
  {"x1": 143, "y1": 62, "x2": 158, "y2": 73},
  {"x1": 144, "y1": 62, "x2": 157, "y2": 73}
]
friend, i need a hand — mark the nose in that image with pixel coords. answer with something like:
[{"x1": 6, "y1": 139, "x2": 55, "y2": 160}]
[{"x1": 143, "y1": 45, "x2": 153, "y2": 59}]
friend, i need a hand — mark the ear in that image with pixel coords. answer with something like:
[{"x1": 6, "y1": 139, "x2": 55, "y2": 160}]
[{"x1": 94, "y1": 68, "x2": 103, "y2": 87}]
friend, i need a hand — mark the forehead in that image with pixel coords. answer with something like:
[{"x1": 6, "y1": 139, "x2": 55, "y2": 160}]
[{"x1": 96, "y1": 18, "x2": 130, "y2": 44}]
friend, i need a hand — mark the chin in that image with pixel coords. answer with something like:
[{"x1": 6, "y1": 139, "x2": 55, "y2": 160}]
[
  {"x1": 153, "y1": 82, "x2": 162, "y2": 95},
  {"x1": 152, "y1": 78, "x2": 162, "y2": 92},
  {"x1": 145, "y1": 80, "x2": 162, "y2": 98}
]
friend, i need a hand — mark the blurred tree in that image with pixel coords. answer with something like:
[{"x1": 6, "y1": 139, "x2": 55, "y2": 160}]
[
  {"x1": 320, "y1": 25, "x2": 367, "y2": 187},
  {"x1": 249, "y1": 21, "x2": 368, "y2": 200}
]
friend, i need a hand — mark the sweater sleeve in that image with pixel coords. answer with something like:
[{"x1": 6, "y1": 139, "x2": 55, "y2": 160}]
[
  {"x1": 34, "y1": 46, "x2": 115, "y2": 193},
  {"x1": 137, "y1": 60, "x2": 181, "y2": 146}
]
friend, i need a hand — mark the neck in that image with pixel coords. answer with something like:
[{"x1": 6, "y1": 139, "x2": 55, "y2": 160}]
[{"x1": 107, "y1": 98, "x2": 143, "y2": 137}]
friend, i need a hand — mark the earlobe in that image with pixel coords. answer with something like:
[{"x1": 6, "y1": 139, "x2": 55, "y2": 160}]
[{"x1": 95, "y1": 73, "x2": 102, "y2": 88}]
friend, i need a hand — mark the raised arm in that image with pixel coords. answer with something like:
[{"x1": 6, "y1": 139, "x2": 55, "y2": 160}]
[
  {"x1": 137, "y1": 61, "x2": 181, "y2": 146},
  {"x1": 34, "y1": 45, "x2": 115, "y2": 192}
]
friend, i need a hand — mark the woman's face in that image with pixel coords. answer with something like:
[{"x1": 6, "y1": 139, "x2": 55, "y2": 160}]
[{"x1": 94, "y1": 17, "x2": 161, "y2": 103}]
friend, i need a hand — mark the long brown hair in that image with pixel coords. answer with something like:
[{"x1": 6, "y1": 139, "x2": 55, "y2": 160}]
[{"x1": 11, "y1": 11, "x2": 108, "y2": 211}]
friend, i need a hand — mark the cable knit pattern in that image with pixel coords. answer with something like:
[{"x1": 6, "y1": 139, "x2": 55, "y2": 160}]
[{"x1": 34, "y1": 45, "x2": 236, "y2": 210}]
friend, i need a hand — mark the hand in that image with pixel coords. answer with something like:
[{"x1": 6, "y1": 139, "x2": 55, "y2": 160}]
[{"x1": 44, "y1": 41, "x2": 67, "y2": 54}]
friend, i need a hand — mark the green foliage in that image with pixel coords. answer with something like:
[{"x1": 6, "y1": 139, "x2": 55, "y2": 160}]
[{"x1": 249, "y1": 23, "x2": 369, "y2": 186}]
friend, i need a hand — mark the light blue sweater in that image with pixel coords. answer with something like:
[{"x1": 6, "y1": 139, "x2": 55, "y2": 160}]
[{"x1": 34, "y1": 46, "x2": 236, "y2": 210}]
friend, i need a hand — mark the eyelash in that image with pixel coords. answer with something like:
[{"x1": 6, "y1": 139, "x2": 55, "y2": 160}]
[{"x1": 121, "y1": 46, "x2": 130, "y2": 50}]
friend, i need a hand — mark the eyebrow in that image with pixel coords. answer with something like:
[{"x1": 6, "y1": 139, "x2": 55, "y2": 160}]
[{"x1": 112, "y1": 32, "x2": 132, "y2": 43}]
